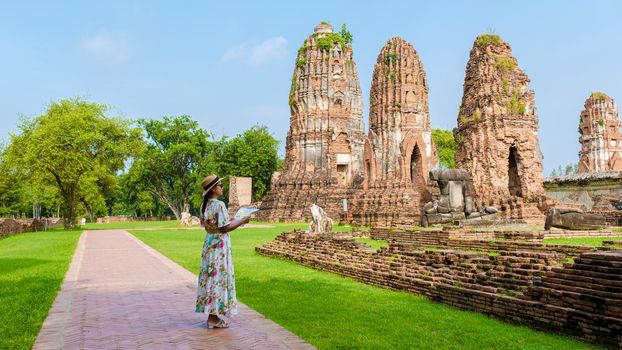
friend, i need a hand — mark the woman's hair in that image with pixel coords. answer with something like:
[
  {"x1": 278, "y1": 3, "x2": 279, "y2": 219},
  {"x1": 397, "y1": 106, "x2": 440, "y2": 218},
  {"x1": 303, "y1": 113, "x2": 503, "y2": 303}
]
[{"x1": 199, "y1": 189, "x2": 214, "y2": 217}]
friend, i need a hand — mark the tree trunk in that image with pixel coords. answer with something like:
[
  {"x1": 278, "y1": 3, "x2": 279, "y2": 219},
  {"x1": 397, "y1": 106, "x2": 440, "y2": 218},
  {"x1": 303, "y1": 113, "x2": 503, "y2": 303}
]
[{"x1": 63, "y1": 186, "x2": 78, "y2": 229}]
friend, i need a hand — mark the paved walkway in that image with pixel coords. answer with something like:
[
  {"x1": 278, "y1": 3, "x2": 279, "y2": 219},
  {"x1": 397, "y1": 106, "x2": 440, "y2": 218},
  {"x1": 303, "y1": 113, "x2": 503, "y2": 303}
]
[{"x1": 33, "y1": 230, "x2": 315, "y2": 349}]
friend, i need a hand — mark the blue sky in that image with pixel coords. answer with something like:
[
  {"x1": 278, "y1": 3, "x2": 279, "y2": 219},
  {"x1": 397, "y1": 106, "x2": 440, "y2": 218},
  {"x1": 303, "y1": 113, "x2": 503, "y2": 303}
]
[{"x1": 1, "y1": 0, "x2": 621, "y2": 175}]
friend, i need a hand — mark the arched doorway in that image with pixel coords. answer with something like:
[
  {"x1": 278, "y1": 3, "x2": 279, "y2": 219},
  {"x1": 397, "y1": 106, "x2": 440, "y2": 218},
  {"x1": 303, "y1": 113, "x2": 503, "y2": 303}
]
[
  {"x1": 508, "y1": 146, "x2": 522, "y2": 197},
  {"x1": 410, "y1": 144, "x2": 424, "y2": 188}
]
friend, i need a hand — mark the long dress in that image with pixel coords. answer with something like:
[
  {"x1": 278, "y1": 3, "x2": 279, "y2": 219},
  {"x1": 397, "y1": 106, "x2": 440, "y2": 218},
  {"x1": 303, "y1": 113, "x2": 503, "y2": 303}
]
[{"x1": 195, "y1": 198, "x2": 238, "y2": 316}]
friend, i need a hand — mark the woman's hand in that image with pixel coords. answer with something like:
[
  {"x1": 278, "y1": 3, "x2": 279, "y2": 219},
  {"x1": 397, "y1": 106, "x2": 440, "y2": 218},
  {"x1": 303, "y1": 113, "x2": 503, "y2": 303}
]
[{"x1": 220, "y1": 216, "x2": 251, "y2": 233}]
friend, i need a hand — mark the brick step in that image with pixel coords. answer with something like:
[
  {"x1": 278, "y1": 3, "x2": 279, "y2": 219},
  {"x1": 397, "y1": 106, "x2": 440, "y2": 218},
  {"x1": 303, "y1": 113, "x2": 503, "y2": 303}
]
[
  {"x1": 542, "y1": 281, "x2": 622, "y2": 300},
  {"x1": 547, "y1": 271, "x2": 622, "y2": 288},
  {"x1": 544, "y1": 276, "x2": 622, "y2": 294},
  {"x1": 550, "y1": 266, "x2": 622, "y2": 281},
  {"x1": 574, "y1": 256, "x2": 622, "y2": 268},
  {"x1": 563, "y1": 263, "x2": 622, "y2": 275},
  {"x1": 530, "y1": 287, "x2": 622, "y2": 318}
]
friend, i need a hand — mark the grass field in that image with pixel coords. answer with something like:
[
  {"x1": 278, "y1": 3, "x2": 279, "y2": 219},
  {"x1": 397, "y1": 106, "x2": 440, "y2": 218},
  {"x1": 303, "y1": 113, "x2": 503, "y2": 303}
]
[
  {"x1": 0, "y1": 229, "x2": 81, "y2": 349},
  {"x1": 544, "y1": 236, "x2": 622, "y2": 246},
  {"x1": 131, "y1": 223, "x2": 601, "y2": 350},
  {"x1": 82, "y1": 219, "x2": 184, "y2": 230}
]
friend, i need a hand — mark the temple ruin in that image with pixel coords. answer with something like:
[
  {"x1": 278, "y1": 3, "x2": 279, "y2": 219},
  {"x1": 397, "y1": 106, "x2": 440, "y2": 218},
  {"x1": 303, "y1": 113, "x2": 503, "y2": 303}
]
[
  {"x1": 454, "y1": 34, "x2": 545, "y2": 221},
  {"x1": 257, "y1": 23, "x2": 365, "y2": 221},
  {"x1": 578, "y1": 92, "x2": 622, "y2": 173},
  {"x1": 349, "y1": 37, "x2": 436, "y2": 227}
]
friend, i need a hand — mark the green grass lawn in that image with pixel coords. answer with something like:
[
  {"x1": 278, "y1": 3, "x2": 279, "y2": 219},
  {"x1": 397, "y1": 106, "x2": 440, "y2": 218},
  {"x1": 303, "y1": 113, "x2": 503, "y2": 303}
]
[
  {"x1": 0, "y1": 229, "x2": 81, "y2": 349},
  {"x1": 354, "y1": 237, "x2": 389, "y2": 250},
  {"x1": 544, "y1": 236, "x2": 622, "y2": 246},
  {"x1": 82, "y1": 219, "x2": 185, "y2": 230},
  {"x1": 131, "y1": 223, "x2": 601, "y2": 350}
]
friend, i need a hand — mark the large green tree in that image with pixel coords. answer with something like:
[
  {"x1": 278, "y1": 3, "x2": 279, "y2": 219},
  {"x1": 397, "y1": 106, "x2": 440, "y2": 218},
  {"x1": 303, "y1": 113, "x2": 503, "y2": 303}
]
[
  {"x1": 127, "y1": 115, "x2": 212, "y2": 220},
  {"x1": 5, "y1": 98, "x2": 142, "y2": 228},
  {"x1": 431, "y1": 128, "x2": 457, "y2": 169},
  {"x1": 212, "y1": 125, "x2": 279, "y2": 201}
]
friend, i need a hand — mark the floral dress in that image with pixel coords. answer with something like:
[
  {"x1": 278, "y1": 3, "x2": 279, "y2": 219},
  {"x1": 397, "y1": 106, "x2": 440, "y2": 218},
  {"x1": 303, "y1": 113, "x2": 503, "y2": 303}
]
[{"x1": 195, "y1": 198, "x2": 238, "y2": 316}]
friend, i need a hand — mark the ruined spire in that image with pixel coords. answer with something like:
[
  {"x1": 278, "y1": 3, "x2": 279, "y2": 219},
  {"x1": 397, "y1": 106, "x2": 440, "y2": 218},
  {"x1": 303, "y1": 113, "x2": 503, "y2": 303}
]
[{"x1": 454, "y1": 34, "x2": 544, "y2": 200}]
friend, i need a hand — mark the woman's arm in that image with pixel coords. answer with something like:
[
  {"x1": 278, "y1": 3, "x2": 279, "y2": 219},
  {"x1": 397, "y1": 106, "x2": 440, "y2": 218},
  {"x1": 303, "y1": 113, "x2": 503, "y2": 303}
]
[{"x1": 219, "y1": 216, "x2": 250, "y2": 233}]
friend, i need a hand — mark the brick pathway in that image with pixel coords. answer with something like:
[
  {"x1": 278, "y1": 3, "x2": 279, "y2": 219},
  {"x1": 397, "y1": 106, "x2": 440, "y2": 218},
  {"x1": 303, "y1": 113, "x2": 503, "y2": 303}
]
[{"x1": 33, "y1": 230, "x2": 315, "y2": 350}]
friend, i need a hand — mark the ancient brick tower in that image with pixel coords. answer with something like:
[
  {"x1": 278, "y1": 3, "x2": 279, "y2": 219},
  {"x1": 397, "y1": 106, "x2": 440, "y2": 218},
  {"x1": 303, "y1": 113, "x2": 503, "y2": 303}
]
[
  {"x1": 577, "y1": 92, "x2": 622, "y2": 173},
  {"x1": 257, "y1": 23, "x2": 365, "y2": 221},
  {"x1": 454, "y1": 34, "x2": 544, "y2": 218},
  {"x1": 349, "y1": 37, "x2": 436, "y2": 226}
]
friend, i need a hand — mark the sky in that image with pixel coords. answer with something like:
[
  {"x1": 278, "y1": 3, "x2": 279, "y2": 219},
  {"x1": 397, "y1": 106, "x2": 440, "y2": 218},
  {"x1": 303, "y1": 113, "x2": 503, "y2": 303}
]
[{"x1": 1, "y1": 0, "x2": 621, "y2": 175}]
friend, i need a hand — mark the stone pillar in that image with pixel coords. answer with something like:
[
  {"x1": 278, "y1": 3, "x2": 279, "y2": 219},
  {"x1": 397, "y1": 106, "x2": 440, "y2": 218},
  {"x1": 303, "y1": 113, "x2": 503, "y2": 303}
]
[{"x1": 228, "y1": 177, "x2": 252, "y2": 209}]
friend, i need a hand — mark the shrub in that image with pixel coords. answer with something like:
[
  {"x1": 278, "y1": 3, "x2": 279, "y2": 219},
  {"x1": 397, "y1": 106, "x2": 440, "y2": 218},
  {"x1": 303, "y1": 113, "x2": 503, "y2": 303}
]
[{"x1": 317, "y1": 32, "x2": 347, "y2": 52}]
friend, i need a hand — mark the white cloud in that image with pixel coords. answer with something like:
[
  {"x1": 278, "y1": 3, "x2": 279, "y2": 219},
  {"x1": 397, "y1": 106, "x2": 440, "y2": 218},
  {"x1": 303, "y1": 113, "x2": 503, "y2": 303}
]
[
  {"x1": 81, "y1": 31, "x2": 133, "y2": 64},
  {"x1": 221, "y1": 36, "x2": 287, "y2": 66}
]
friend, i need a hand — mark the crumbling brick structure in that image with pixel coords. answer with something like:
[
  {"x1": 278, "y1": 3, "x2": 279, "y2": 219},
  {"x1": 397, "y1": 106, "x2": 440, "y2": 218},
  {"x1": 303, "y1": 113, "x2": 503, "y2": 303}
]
[
  {"x1": 578, "y1": 92, "x2": 622, "y2": 173},
  {"x1": 257, "y1": 23, "x2": 365, "y2": 221},
  {"x1": 454, "y1": 34, "x2": 545, "y2": 221},
  {"x1": 258, "y1": 230, "x2": 622, "y2": 347},
  {"x1": 349, "y1": 37, "x2": 436, "y2": 226}
]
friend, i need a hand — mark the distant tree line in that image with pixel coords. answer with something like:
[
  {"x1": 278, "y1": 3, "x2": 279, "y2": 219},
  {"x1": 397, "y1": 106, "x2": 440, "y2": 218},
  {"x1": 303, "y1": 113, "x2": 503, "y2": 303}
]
[
  {"x1": 549, "y1": 163, "x2": 579, "y2": 177},
  {"x1": 0, "y1": 98, "x2": 282, "y2": 228}
]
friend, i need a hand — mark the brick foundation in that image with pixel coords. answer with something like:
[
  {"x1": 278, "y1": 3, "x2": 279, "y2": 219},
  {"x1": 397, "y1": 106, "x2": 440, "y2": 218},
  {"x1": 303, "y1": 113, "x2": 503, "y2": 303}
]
[{"x1": 257, "y1": 230, "x2": 622, "y2": 347}]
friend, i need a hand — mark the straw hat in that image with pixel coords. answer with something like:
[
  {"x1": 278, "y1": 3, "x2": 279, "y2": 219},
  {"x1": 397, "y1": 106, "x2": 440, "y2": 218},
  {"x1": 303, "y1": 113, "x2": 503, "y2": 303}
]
[{"x1": 201, "y1": 175, "x2": 223, "y2": 196}]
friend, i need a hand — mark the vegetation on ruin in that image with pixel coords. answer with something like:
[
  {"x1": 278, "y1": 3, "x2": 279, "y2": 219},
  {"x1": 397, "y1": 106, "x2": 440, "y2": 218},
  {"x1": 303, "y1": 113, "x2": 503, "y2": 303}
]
[
  {"x1": 296, "y1": 57, "x2": 307, "y2": 68},
  {"x1": 591, "y1": 91, "x2": 607, "y2": 101},
  {"x1": 507, "y1": 92, "x2": 527, "y2": 114},
  {"x1": 317, "y1": 32, "x2": 347, "y2": 52},
  {"x1": 289, "y1": 70, "x2": 298, "y2": 108},
  {"x1": 432, "y1": 128, "x2": 457, "y2": 169},
  {"x1": 340, "y1": 24, "x2": 353, "y2": 45},
  {"x1": 475, "y1": 34, "x2": 501, "y2": 47},
  {"x1": 502, "y1": 78, "x2": 510, "y2": 94},
  {"x1": 316, "y1": 23, "x2": 352, "y2": 52},
  {"x1": 0, "y1": 229, "x2": 81, "y2": 349},
  {"x1": 384, "y1": 53, "x2": 398, "y2": 67},
  {"x1": 130, "y1": 223, "x2": 601, "y2": 350},
  {"x1": 597, "y1": 118, "x2": 605, "y2": 126},
  {"x1": 494, "y1": 55, "x2": 517, "y2": 72},
  {"x1": 460, "y1": 109, "x2": 481, "y2": 125}
]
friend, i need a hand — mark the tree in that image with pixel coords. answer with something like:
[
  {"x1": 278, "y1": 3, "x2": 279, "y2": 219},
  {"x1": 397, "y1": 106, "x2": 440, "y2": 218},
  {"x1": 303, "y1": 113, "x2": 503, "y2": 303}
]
[
  {"x1": 431, "y1": 128, "x2": 457, "y2": 169},
  {"x1": 5, "y1": 98, "x2": 142, "y2": 228},
  {"x1": 211, "y1": 125, "x2": 280, "y2": 201},
  {"x1": 128, "y1": 115, "x2": 211, "y2": 220}
]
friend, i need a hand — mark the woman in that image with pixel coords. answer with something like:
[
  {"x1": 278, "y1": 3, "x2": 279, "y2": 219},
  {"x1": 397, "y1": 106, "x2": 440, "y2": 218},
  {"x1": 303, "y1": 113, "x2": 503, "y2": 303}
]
[{"x1": 195, "y1": 174, "x2": 250, "y2": 329}]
